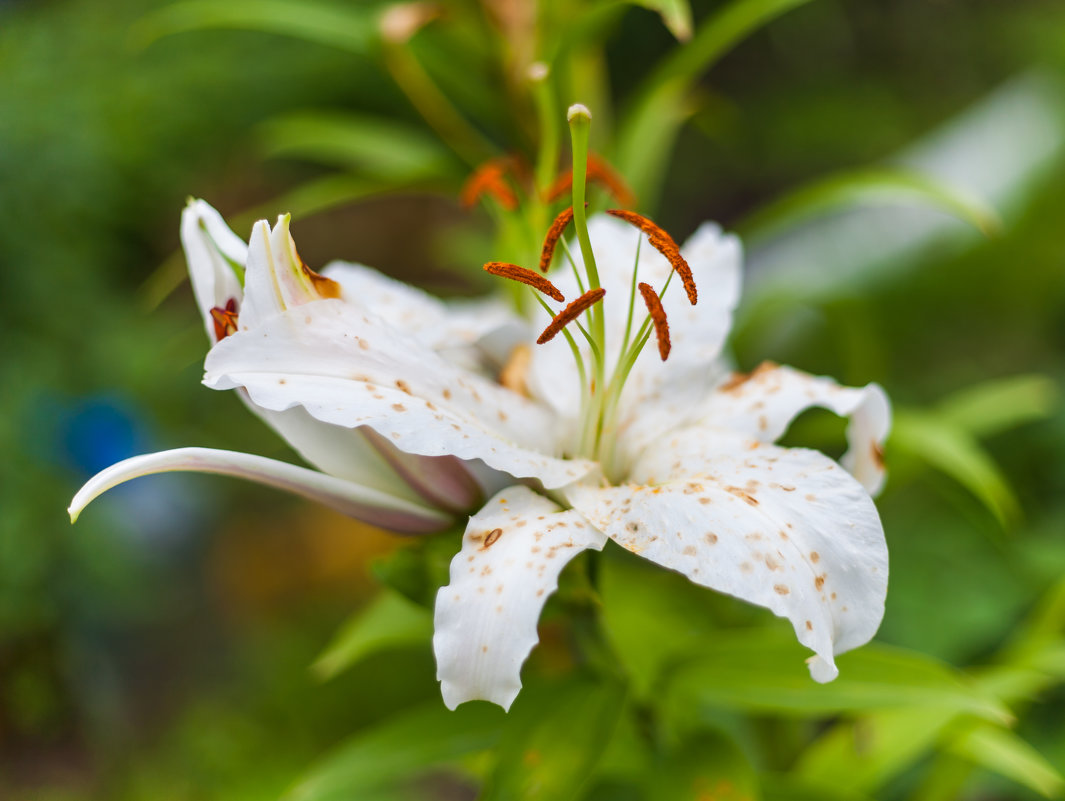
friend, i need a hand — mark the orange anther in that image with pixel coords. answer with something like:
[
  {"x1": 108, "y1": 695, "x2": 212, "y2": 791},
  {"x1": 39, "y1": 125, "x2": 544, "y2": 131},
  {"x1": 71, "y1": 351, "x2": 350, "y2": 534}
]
[
  {"x1": 544, "y1": 153, "x2": 636, "y2": 207},
  {"x1": 210, "y1": 298, "x2": 239, "y2": 341},
  {"x1": 460, "y1": 158, "x2": 519, "y2": 211},
  {"x1": 539, "y1": 206, "x2": 575, "y2": 273},
  {"x1": 606, "y1": 209, "x2": 696, "y2": 305},
  {"x1": 637, "y1": 282, "x2": 671, "y2": 361},
  {"x1": 483, "y1": 262, "x2": 565, "y2": 302},
  {"x1": 536, "y1": 288, "x2": 606, "y2": 344}
]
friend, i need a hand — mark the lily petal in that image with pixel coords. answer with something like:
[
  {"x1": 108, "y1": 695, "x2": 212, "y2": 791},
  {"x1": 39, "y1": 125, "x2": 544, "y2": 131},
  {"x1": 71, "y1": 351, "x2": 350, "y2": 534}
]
[
  {"x1": 434, "y1": 486, "x2": 607, "y2": 710},
  {"x1": 204, "y1": 299, "x2": 595, "y2": 488},
  {"x1": 249, "y1": 402, "x2": 482, "y2": 510},
  {"x1": 567, "y1": 432, "x2": 887, "y2": 682},
  {"x1": 701, "y1": 363, "x2": 891, "y2": 494},
  {"x1": 68, "y1": 447, "x2": 451, "y2": 533},
  {"x1": 323, "y1": 261, "x2": 527, "y2": 370},
  {"x1": 239, "y1": 215, "x2": 340, "y2": 331},
  {"x1": 181, "y1": 199, "x2": 247, "y2": 342}
]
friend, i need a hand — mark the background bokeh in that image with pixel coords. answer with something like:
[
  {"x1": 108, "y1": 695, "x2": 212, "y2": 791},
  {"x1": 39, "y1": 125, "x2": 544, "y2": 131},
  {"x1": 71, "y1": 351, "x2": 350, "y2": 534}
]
[{"x1": 2, "y1": 0, "x2": 1064, "y2": 798}]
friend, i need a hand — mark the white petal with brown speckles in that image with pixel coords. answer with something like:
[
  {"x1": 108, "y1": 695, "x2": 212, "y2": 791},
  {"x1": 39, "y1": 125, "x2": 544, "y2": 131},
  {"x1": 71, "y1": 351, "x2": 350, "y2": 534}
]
[
  {"x1": 699, "y1": 363, "x2": 891, "y2": 495},
  {"x1": 434, "y1": 486, "x2": 606, "y2": 710},
  {"x1": 204, "y1": 300, "x2": 595, "y2": 489},
  {"x1": 566, "y1": 431, "x2": 887, "y2": 683}
]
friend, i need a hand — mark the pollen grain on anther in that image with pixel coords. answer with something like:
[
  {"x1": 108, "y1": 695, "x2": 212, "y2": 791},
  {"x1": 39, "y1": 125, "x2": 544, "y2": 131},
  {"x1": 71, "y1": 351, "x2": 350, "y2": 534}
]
[
  {"x1": 210, "y1": 298, "x2": 239, "y2": 341},
  {"x1": 638, "y1": 282, "x2": 671, "y2": 361},
  {"x1": 460, "y1": 158, "x2": 519, "y2": 211},
  {"x1": 537, "y1": 288, "x2": 606, "y2": 344},
  {"x1": 483, "y1": 262, "x2": 565, "y2": 302},
  {"x1": 607, "y1": 209, "x2": 697, "y2": 305},
  {"x1": 539, "y1": 206, "x2": 575, "y2": 273}
]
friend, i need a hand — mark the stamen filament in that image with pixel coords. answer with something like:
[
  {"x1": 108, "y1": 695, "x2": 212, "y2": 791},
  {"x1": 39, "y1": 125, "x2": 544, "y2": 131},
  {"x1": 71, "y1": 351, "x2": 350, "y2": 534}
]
[
  {"x1": 483, "y1": 261, "x2": 565, "y2": 301},
  {"x1": 533, "y1": 294, "x2": 588, "y2": 420},
  {"x1": 537, "y1": 288, "x2": 606, "y2": 345},
  {"x1": 558, "y1": 237, "x2": 586, "y2": 295},
  {"x1": 638, "y1": 282, "x2": 671, "y2": 361},
  {"x1": 606, "y1": 209, "x2": 697, "y2": 305},
  {"x1": 539, "y1": 207, "x2": 575, "y2": 273},
  {"x1": 620, "y1": 233, "x2": 643, "y2": 358}
]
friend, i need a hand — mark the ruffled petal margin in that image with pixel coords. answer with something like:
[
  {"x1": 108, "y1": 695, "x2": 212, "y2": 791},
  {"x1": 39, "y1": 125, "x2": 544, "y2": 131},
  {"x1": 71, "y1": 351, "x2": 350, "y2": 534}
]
[
  {"x1": 434, "y1": 486, "x2": 607, "y2": 710},
  {"x1": 701, "y1": 363, "x2": 891, "y2": 495},
  {"x1": 567, "y1": 431, "x2": 888, "y2": 682}
]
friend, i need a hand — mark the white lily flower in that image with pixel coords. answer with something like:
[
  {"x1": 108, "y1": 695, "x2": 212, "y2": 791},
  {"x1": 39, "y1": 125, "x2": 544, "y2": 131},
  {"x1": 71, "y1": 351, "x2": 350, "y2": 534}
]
[
  {"x1": 70, "y1": 200, "x2": 520, "y2": 532},
  {"x1": 73, "y1": 188, "x2": 890, "y2": 711}
]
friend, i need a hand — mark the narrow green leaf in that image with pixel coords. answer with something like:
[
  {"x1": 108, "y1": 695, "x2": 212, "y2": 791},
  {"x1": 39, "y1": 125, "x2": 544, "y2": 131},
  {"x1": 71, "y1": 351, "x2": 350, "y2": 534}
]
[
  {"x1": 938, "y1": 374, "x2": 1058, "y2": 438},
  {"x1": 618, "y1": 0, "x2": 812, "y2": 207},
  {"x1": 312, "y1": 589, "x2": 433, "y2": 681},
  {"x1": 738, "y1": 169, "x2": 1001, "y2": 242},
  {"x1": 614, "y1": 78, "x2": 695, "y2": 209},
  {"x1": 796, "y1": 707, "x2": 958, "y2": 793},
  {"x1": 666, "y1": 630, "x2": 1011, "y2": 723},
  {"x1": 648, "y1": 731, "x2": 761, "y2": 801},
  {"x1": 626, "y1": 0, "x2": 693, "y2": 40},
  {"x1": 947, "y1": 723, "x2": 1065, "y2": 799},
  {"x1": 259, "y1": 112, "x2": 455, "y2": 181},
  {"x1": 892, "y1": 410, "x2": 1020, "y2": 527},
  {"x1": 131, "y1": 0, "x2": 377, "y2": 53},
  {"x1": 644, "y1": 0, "x2": 812, "y2": 90},
  {"x1": 481, "y1": 677, "x2": 626, "y2": 801},
  {"x1": 285, "y1": 702, "x2": 504, "y2": 801}
]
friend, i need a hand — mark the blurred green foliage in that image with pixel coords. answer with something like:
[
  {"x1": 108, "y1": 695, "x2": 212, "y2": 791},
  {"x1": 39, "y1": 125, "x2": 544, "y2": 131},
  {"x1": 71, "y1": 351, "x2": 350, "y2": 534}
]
[{"x1": 2, "y1": 0, "x2": 1065, "y2": 799}]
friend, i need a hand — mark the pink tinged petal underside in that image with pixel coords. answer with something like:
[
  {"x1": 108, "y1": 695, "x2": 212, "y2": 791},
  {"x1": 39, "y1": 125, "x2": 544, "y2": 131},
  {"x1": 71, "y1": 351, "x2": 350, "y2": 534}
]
[
  {"x1": 68, "y1": 447, "x2": 452, "y2": 533},
  {"x1": 434, "y1": 486, "x2": 607, "y2": 710},
  {"x1": 181, "y1": 199, "x2": 247, "y2": 343},
  {"x1": 702, "y1": 363, "x2": 891, "y2": 495},
  {"x1": 246, "y1": 402, "x2": 482, "y2": 511},
  {"x1": 566, "y1": 432, "x2": 888, "y2": 682},
  {"x1": 203, "y1": 299, "x2": 594, "y2": 489}
]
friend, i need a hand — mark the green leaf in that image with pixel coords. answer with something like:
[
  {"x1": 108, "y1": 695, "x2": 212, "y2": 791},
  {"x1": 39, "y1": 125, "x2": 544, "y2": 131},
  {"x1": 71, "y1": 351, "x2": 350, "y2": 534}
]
[
  {"x1": 938, "y1": 374, "x2": 1058, "y2": 438},
  {"x1": 738, "y1": 168, "x2": 1001, "y2": 242},
  {"x1": 892, "y1": 410, "x2": 1020, "y2": 527},
  {"x1": 947, "y1": 723, "x2": 1065, "y2": 799},
  {"x1": 643, "y1": 0, "x2": 813, "y2": 90},
  {"x1": 598, "y1": 550, "x2": 721, "y2": 697},
  {"x1": 795, "y1": 707, "x2": 959, "y2": 793},
  {"x1": 761, "y1": 774, "x2": 876, "y2": 801},
  {"x1": 625, "y1": 0, "x2": 693, "y2": 40},
  {"x1": 311, "y1": 589, "x2": 433, "y2": 681},
  {"x1": 648, "y1": 731, "x2": 761, "y2": 801},
  {"x1": 614, "y1": 78, "x2": 696, "y2": 210},
  {"x1": 131, "y1": 0, "x2": 377, "y2": 53},
  {"x1": 481, "y1": 677, "x2": 626, "y2": 801},
  {"x1": 665, "y1": 630, "x2": 1011, "y2": 723},
  {"x1": 259, "y1": 112, "x2": 455, "y2": 181},
  {"x1": 618, "y1": 0, "x2": 812, "y2": 207},
  {"x1": 285, "y1": 702, "x2": 504, "y2": 801}
]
